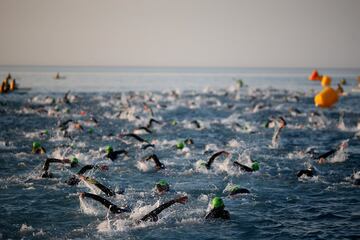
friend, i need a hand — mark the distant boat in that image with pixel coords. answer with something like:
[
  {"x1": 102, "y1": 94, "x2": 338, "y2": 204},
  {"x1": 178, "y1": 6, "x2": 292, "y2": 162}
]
[{"x1": 54, "y1": 72, "x2": 66, "y2": 80}]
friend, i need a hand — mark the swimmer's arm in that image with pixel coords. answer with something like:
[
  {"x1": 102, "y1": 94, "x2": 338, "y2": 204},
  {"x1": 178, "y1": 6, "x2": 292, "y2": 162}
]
[
  {"x1": 140, "y1": 196, "x2": 188, "y2": 222},
  {"x1": 315, "y1": 149, "x2": 336, "y2": 160},
  {"x1": 206, "y1": 151, "x2": 228, "y2": 169},
  {"x1": 147, "y1": 118, "x2": 161, "y2": 128},
  {"x1": 145, "y1": 154, "x2": 164, "y2": 169},
  {"x1": 93, "y1": 181, "x2": 115, "y2": 197},
  {"x1": 135, "y1": 126, "x2": 152, "y2": 134},
  {"x1": 233, "y1": 161, "x2": 253, "y2": 172},
  {"x1": 77, "y1": 165, "x2": 95, "y2": 175},
  {"x1": 122, "y1": 133, "x2": 147, "y2": 143},
  {"x1": 42, "y1": 158, "x2": 66, "y2": 171},
  {"x1": 80, "y1": 192, "x2": 124, "y2": 213}
]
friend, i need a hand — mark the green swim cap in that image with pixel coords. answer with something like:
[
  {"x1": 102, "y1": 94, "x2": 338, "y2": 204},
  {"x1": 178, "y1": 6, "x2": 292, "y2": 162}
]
[
  {"x1": 199, "y1": 161, "x2": 207, "y2": 167},
  {"x1": 252, "y1": 162, "x2": 260, "y2": 171},
  {"x1": 176, "y1": 141, "x2": 185, "y2": 150},
  {"x1": 71, "y1": 157, "x2": 79, "y2": 165},
  {"x1": 171, "y1": 120, "x2": 177, "y2": 126},
  {"x1": 157, "y1": 179, "x2": 168, "y2": 187},
  {"x1": 44, "y1": 130, "x2": 49, "y2": 135},
  {"x1": 105, "y1": 145, "x2": 113, "y2": 154},
  {"x1": 32, "y1": 141, "x2": 41, "y2": 149},
  {"x1": 211, "y1": 197, "x2": 224, "y2": 209},
  {"x1": 88, "y1": 128, "x2": 94, "y2": 134},
  {"x1": 229, "y1": 185, "x2": 240, "y2": 193},
  {"x1": 236, "y1": 79, "x2": 244, "y2": 88}
]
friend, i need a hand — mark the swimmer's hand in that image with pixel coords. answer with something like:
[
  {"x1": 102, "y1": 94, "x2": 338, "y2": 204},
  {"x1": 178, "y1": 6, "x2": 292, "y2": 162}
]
[
  {"x1": 176, "y1": 196, "x2": 188, "y2": 204},
  {"x1": 79, "y1": 192, "x2": 85, "y2": 198},
  {"x1": 99, "y1": 165, "x2": 109, "y2": 171},
  {"x1": 340, "y1": 140, "x2": 349, "y2": 150}
]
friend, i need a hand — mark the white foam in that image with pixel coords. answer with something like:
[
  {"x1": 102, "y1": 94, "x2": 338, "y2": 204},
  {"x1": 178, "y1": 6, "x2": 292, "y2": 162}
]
[{"x1": 20, "y1": 224, "x2": 34, "y2": 233}]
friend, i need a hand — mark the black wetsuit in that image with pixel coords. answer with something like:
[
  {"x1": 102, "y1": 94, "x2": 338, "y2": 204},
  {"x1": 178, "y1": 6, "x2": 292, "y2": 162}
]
[
  {"x1": 33, "y1": 147, "x2": 46, "y2": 155},
  {"x1": 66, "y1": 164, "x2": 98, "y2": 185},
  {"x1": 121, "y1": 133, "x2": 149, "y2": 143},
  {"x1": 41, "y1": 158, "x2": 70, "y2": 178},
  {"x1": 205, "y1": 151, "x2": 229, "y2": 169},
  {"x1": 144, "y1": 154, "x2": 165, "y2": 170},
  {"x1": 233, "y1": 162, "x2": 254, "y2": 172},
  {"x1": 191, "y1": 120, "x2": 201, "y2": 129},
  {"x1": 229, "y1": 188, "x2": 250, "y2": 195},
  {"x1": 82, "y1": 192, "x2": 183, "y2": 221},
  {"x1": 142, "y1": 144, "x2": 155, "y2": 150},
  {"x1": 205, "y1": 207, "x2": 230, "y2": 220},
  {"x1": 83, "y1": 177, "x2": 116, "y2": 197},
  {"x1": 58, "y1": 119, "x2": 73, "y2": 130},
  {"x1": 140, "y1": 199, "x2": 179, "y2": 222},
  {"x1": 106, "y1": 150, "x2": 128, "y2": 161},
  {"x1": 146, "y1": 118, "x2": 162, "y2": 128},
  {"x1": 134, "y1": 126, "x2": 152, "y2": 134},
  {"x1": 314, "y1": 149, "x2": 337, "y2": 160},
  {"x1": 297, "y1": 168, "x2": 314, "y2": 178},
  {"x1": 82, "y1": 192, "x2": 129, "y2": 214}
]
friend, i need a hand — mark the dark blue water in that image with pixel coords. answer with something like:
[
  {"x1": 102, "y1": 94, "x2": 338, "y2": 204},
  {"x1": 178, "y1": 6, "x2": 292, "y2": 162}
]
[{"x1": 0, "y1": 67, "x2": 359, "y2": 239}]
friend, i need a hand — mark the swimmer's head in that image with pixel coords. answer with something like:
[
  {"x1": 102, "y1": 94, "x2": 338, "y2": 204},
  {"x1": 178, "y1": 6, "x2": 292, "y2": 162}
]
[
  {"x1": 171, "y1": 120, "x2": 178, "y2": 126},
  {"x1": 156, "y1": 179, "x2": 170, "y2": 193},
  {"x1": 105, "y1": 145, "x2": 113, "y2": 154},
  {"x1": 197, "y1": 160, "x2": 208, "y2": 169},
  {"x1": 211, "y1": 197, "x2": 224, "y2": 209},
  {"x1": 229, "y1": 185, "x2": 240, "y2": 193},
  {"x1": 252, "y1": 162, "x2": 260, "y2": 171},
  {"x1": 32, "y1": 141, "x2": 41, "y2": 150},
  {"x1": 176, "y1": 140, "x2": 185, "y2": 150},
  {"x1": 70, "y1": 157, "x2": 79, "y2": 167}
]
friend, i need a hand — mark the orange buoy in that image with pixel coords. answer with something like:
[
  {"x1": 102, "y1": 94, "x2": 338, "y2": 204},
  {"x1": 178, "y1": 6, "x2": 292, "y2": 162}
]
[
  {"x1": 0, "y1": 81, "x2": 4, "y2": 93},
  {"x1": 309, "y1": 69, "x2": 322, "y2": 81},
  {"x1": 9, "y1": 79, "x2": 16, "y2": 91},
  {"x1": 314, "y1": 87, "x2": 339, "y2": 108},
  {"x1": 321, "y1": 75, "x2": 331, "y2": 87}
]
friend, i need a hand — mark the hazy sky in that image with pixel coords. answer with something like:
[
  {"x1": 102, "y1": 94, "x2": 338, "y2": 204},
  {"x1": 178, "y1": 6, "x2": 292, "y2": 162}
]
[{"x1": 0, "y1": 0, "x2": 359, "y2": 68}]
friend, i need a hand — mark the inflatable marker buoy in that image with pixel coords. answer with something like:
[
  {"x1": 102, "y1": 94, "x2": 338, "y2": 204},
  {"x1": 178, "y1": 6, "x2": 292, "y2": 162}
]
[
  {"x1": 314, "y1": 87, "x2": 339, "y2": 108},
  {"x1": 321, "y1": 75, "x2": 331, "y2": 87},
  {"x1": 0, "y1": 83, "x2": 4, "y2": 93},
  {"x1": 309, "y1": 69, "x2": 322, "y2": 81},
  {"x1": 9, "y1": 79, "x2": 16, "y2": 91}
]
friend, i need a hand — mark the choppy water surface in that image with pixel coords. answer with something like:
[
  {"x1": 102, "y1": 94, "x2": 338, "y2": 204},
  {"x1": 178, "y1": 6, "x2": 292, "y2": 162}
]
[{"x1": 0, "y1": 68, "x2": 360, "y2": 239}]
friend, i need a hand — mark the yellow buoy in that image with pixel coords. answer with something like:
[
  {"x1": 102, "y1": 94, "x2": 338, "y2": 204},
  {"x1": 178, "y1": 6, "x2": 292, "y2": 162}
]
[
  {"x1": 314, "y1": 87, "x2": 339, "y2": 108},
  {"x1": 321, "y1": 75, "x2": 331, "y2": 87}
]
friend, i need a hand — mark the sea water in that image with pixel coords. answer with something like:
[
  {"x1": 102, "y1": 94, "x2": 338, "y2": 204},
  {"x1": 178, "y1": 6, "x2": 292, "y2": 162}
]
[{"x1": 0, "y1": 66, "x2": 359, "y2": 239}]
